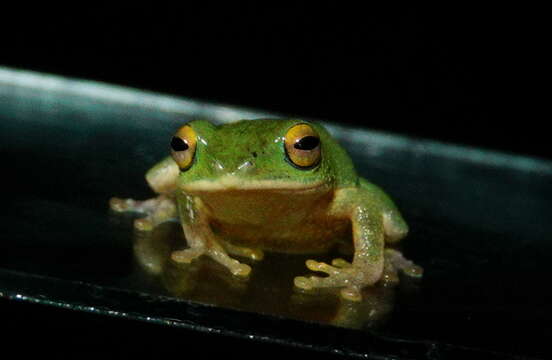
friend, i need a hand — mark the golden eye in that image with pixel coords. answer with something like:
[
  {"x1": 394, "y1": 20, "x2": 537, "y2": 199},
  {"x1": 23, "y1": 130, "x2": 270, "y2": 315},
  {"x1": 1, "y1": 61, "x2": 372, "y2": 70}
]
[
  {"x1": 170, "y1": 125, "x2": 197, "y2": 171},
  {"x1": 284, "y1": 123, "x2": 321, "y2": 168}
]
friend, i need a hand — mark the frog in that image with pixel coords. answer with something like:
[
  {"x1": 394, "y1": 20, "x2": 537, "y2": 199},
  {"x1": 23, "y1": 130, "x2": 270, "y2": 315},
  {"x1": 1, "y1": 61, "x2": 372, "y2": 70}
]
[{"x1": 110, "y1": 118, "x2": 421, "y2": 301}]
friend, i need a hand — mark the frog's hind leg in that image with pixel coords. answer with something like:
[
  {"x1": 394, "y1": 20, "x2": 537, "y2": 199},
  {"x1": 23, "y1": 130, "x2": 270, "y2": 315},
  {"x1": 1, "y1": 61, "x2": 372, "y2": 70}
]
[
  {"x1": 109, "y1": 195, "x2": 177, "y2": 231},
  {"x1": 383, "y1": 212, "x2": 409, "y2": 244},
  {"x1": 381, "y1": 248, "x2": 423, "y2": 284}
]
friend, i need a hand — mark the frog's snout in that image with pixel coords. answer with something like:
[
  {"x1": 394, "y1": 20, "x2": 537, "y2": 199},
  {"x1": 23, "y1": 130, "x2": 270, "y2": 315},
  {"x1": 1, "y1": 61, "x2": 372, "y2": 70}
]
[{"x1": 211, "y1": 156, "x2": 258, "y2": 178}]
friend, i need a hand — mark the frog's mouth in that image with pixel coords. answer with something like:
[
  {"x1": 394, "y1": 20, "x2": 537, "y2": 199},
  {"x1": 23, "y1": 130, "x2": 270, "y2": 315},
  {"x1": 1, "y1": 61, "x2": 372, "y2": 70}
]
[{"x1": 180, "y1": 176, "x2": 329, "y2": 194}]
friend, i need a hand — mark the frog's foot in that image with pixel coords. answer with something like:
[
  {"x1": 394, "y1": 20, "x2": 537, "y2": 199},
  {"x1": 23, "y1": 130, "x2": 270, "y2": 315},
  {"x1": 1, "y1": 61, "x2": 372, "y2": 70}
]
[
  {"x1": 109, "y1": 195, "x2": 176, "y2": 231},
  {"x1": 220, "y1": 240, "x2": 264, "y2": 261},
  {"x1": 294, "y1": 258, "x2": 376, "y2": 302},
  {"x1": 384, "y1": 248, "x2": 423, "y2": 279},
  {"x1": 171, "y1": 246, "x2": 252, "y2": 277}
]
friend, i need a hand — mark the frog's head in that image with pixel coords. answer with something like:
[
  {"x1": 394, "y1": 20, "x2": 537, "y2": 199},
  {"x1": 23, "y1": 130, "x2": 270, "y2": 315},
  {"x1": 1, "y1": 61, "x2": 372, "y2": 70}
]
[{"x1": 170, "y1": 118, "x2": 357, "y2": 194}]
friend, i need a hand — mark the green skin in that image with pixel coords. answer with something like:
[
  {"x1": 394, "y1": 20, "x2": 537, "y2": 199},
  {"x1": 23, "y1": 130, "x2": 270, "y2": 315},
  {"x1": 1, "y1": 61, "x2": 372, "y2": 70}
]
[{"x1": 111, "y1": 119, "x2": 413, "y2": 301}]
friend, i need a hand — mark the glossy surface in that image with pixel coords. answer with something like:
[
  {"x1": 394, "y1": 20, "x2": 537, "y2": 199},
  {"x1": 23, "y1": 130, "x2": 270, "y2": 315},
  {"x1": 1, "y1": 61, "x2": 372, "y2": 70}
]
[{"x1": 1, "y1": 67, "x2": 552, "y2": 359}]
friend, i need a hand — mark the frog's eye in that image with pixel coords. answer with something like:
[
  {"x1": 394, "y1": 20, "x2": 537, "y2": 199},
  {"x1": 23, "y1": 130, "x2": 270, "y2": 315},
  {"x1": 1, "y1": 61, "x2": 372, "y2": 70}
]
[
  {"x1": 284, "y1": 123, "x2": 321, "y2": 169},
  {"x1": 170, "y1": 125, "x2": 197, "y2": 171}
]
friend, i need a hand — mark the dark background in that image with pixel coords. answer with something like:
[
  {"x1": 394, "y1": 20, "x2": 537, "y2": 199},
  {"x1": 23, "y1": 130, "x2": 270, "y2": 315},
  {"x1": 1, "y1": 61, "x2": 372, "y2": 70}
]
[
  {"x1": 0, "y1": 4, "x2": 546, "y2": 359},
  {"x1": 2, "y1": 4, "x2": 545, "y2": 160}
]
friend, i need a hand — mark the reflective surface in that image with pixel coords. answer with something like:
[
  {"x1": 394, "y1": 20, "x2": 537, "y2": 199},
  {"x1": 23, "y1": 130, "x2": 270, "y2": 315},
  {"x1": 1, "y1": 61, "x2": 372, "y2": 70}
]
[
  {"x1": 1, "y1": 67, "x2": 552, "y2": 359},
  {"x1": 129, "y1": 222, "x2": 399, "y2": 329}
]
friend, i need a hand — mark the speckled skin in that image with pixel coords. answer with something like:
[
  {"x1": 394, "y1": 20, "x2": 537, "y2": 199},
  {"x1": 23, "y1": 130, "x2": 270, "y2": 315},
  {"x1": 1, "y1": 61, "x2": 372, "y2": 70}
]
[{"x1": 111, "y1": 119, "x2": 413, "y2": 301}]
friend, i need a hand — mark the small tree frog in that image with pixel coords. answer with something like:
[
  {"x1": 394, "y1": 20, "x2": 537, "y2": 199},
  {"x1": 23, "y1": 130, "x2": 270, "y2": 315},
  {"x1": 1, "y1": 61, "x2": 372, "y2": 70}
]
[{"x1": 111, "y1": 119, "x2": 420, "y2": 301}]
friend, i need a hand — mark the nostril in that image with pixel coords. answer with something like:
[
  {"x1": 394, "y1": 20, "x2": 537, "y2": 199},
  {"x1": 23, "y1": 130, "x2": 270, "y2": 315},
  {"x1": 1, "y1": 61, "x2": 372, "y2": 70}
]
[
  {"x1": 237, "y1": 160, "x2": 254, "y2": 172},
  {"x1": 213, "y1": 160, "x2": 225, "y2": 172},
  {"x1": 251, "y1": 151, "x2": 257, "y2": 158}
]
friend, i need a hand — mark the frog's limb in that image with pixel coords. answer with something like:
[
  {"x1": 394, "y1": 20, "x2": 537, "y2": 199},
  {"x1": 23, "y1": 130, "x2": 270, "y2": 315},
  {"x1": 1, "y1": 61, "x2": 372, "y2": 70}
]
[
  {"x1": 384, "y1": 248, "x2": 423, "y2": 279},
  {"x1": 220, "y1": 240, "x2": 265, "y2": 261},
  {"x1": 295, "y1": 181, "x2": 408, "y2": 302},
  {"x1": 109, "y1": 195, "x2": 177, "y2": 231},
  {"x1": 110, "y1": 157, "x2": 179, "y2": 231},
  {"x1": 359, "y1": 178, "x2": 409, "y2": 244},
  {"x1": 295, "y1": 205, "x2": 385, "y2": 302},
  {"x1": 171, "y1": 195, "x2": 252, "y2": 277}
]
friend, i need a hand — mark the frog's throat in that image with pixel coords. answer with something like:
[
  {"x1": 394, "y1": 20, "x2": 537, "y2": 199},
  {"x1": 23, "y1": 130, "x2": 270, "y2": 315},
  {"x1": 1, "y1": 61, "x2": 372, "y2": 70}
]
[{"x1": 180, "y1": 176, "x2": 328, "y2": 193}]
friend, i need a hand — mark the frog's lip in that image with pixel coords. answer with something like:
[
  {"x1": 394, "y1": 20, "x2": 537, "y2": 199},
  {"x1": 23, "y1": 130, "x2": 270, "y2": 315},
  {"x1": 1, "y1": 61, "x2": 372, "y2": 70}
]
[{"x1": 180, "y1": 177, "x2": 328, "y2": 193}]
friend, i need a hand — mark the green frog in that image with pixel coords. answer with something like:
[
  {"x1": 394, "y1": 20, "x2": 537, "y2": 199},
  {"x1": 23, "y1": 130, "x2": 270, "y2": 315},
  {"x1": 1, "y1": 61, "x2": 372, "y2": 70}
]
[{"x1": 110, "y1": 119, "x2": 421, "y2": 301}]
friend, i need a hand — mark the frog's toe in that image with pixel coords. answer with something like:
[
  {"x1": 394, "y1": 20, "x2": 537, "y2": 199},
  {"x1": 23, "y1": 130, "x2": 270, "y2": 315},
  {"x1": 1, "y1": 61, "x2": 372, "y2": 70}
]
[
  {"x1": 297, "y1": 259, "x2": 372, "y2": 301},
  {"x1": 404, "y1": 264, "x2": 424, "y2": 278},
  {"x1": 203, "y1": 246, "x2": 253, "y2": 278},
  {"x1": 305, "y1": 259, "x2": 341, "y2": 275},
  {"x1": 294, "y1": 272, "x2": 351, "y2": 291},
  {"x1": 294, "y1": 272, "x2": 364, "y2": 301},
  {"x1": 305, "y1": 259, "x2": 355, "y2": 284},
  {"x1": 244, "y1": 248, "x2": 264, "y2": 261},
  {"x1": 171, "y1": 248, "x2": 204, "y2": 264},
  {"x1": 221, "y1": 241, "x2": 264, "y2": 261},
  {"x1": 229, "y1": 261, "x2": 252, "y2": 277},
  {"x1": 331, "y1": 258, "x2": 352, "y2": 268}
]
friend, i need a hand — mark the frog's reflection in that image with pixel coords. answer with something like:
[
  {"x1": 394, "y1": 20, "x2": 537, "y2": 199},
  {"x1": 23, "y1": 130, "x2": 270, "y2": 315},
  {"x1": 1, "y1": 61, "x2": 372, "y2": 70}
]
[{"x1": 132, "y1": 222, "x2": 413, "y2": 329}]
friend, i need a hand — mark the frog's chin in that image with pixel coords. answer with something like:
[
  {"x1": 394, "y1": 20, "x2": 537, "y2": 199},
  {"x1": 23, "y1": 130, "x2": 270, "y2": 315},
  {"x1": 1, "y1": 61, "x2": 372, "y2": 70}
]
[{"x1": 180, "y1": 176, "x2": 328, "y2": 194}]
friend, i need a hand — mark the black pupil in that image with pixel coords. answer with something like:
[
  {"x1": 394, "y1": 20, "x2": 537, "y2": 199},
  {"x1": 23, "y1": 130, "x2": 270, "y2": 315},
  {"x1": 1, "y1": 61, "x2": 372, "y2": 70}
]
[
  {"x1": 294, "y1": 136, "x2": 319, "y2": 150},
  {"x1": 171, "y1": 136, "x2": 189, "y2": 151}
]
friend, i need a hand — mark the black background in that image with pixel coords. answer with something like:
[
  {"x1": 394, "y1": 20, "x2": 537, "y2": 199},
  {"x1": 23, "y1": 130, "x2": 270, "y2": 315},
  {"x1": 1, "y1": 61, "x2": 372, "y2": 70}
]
[
  {"x1": 2, "y1": 4, "x2": 545, "y2": 160},
  {"x1": 0, "y1": 4, "x2": 546, "y2": 359}
]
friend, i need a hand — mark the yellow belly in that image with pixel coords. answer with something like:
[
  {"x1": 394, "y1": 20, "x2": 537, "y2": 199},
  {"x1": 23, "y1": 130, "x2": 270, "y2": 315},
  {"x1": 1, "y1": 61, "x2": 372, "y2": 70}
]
[
  {"x1": 211, "y1": 217, "x2": 351, "y2": 254},
  {"x1": 195, "y1": 188, "x2": 350, "y2": 253}
]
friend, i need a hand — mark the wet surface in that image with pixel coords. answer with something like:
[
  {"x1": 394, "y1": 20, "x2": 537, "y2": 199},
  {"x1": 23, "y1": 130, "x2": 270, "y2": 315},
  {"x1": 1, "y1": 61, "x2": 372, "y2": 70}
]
[{"x1": 1, "y1": 67, "x2": 552, "y2": 359}]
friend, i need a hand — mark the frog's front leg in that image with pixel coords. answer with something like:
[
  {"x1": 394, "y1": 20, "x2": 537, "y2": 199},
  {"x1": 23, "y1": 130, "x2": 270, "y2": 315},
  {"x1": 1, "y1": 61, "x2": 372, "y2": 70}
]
[
  {"x1": 294, "y1": 188, "x2": 386, "y2": 302},
  {"x1": 110, "y1": 157, "x2": 180, "y2": 230},
  {"x1": 110, "y1": 195, "x2": 177, "y2": 231},
  {"x1": 171, "y1": 194, "x2": 252, "y2": 277}
]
